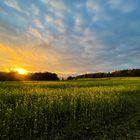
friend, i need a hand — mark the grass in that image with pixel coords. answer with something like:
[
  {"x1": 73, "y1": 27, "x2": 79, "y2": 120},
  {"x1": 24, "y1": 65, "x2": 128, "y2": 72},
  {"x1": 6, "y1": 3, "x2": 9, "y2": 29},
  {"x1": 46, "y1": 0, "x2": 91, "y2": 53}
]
[{"x1": 0, "y1": 77, "x2": 140, "y2": 140}]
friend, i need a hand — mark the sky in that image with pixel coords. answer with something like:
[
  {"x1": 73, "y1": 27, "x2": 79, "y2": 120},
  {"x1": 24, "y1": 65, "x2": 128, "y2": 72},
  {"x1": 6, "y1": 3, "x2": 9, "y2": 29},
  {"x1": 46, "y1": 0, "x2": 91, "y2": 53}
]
[{"x1": 0, "y1": 0, "x2": 140, "y2": 76}]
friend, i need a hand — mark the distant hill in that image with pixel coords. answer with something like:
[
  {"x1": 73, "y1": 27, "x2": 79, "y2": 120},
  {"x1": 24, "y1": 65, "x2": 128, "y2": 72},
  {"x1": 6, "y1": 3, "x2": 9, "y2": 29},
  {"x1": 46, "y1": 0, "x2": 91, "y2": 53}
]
[{"x1": 67, "y1": 69, "x2": 140, "y2": 80}]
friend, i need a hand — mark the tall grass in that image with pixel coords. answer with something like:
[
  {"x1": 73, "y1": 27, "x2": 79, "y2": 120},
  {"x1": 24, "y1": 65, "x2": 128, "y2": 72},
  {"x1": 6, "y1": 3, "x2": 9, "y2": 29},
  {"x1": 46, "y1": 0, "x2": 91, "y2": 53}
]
[{"x1": 0, "y1": 78, "x2": 140, "y2": 139}]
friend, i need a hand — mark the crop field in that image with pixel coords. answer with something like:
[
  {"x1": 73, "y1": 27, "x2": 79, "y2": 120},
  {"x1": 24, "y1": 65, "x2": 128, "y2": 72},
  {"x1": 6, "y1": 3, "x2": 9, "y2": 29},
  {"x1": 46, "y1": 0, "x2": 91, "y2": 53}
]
[{"x1": 0, "y1": 78, "x2": 140, "y2": 140}]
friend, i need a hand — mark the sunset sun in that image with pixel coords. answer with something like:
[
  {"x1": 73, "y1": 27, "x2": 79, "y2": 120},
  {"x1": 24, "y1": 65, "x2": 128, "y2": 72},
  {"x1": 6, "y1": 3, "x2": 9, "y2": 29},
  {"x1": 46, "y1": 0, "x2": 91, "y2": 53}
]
[{"x1": 15, "y1": 68, "x2": 27, "y2": 75}]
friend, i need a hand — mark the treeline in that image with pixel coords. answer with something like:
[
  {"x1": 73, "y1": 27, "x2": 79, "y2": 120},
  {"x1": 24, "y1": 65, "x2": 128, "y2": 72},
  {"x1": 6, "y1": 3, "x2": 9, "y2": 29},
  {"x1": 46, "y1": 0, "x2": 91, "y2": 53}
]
[
  {"x1": 0, "y1": 72, "x2": 59, "y2": 81},
  {"x1": 67, "y1": 69, "x2": 140, "y2": 80}
]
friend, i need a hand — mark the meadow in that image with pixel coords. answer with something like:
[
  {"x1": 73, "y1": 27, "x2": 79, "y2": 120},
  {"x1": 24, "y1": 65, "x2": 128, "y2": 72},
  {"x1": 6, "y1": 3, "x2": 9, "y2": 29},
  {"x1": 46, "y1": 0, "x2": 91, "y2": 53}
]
[{"x1": 0, "y1": 78, "x2": 140, "y2": 140}]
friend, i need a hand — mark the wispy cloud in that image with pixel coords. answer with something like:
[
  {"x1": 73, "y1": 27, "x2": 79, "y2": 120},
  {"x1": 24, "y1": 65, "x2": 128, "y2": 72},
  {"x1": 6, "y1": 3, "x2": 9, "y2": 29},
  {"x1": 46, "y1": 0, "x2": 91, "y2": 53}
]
[
  {"x1": 3, "y1": 0, "x2": 21, "y2": 12},
  {"x1": 34, "y1": 19, "x2": 44, "y2": 29},
  {"x1": 109, "y1": 0, "x2": 135, "y2": 13},
  {"x1": 27, "y1": 27, "x2": 42, "y2": 39},
  {"x1": 86, "y1": 0, "x2": 110, "y2": 22}
]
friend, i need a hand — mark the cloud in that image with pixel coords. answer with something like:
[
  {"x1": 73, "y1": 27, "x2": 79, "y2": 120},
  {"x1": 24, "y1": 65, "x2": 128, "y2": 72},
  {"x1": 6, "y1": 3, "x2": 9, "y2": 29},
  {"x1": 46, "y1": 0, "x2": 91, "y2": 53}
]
[
  {"x1": 31, "y1": 4, "x2": 40, "y2": 16},
  {"x1": 0, "y1": 43, "x2": 61, "y2": 72},
  {"x1": 0, "y1": 0, "x2": 140, "y2": 74},
  {"x1": 27, "y1": 27, "x2": 42, "y2": 39},
  {"x1": 87, "y1": 0, "x2": 100, "y2": 12},
  {"x1": 47, "y1": 28, "x2": 105, "y2": 73},
  {"x1": 109, "y1": 0, "x2": 135, "y2": 13},
  {"x1": 3, "y1": 0, "x2": 21, "y2": 12},
  {"x1": 45, "y1": 15, "x2": 53, "y2": 23},
  {"x1": 86, "y1": 0, "x2": 110, "y2": 22},
  {"x1": 44, "y1": 0, "x2": 68, "y2": 18},
  {"x1": 45, "y1": 15, "x2": 66, "y2": 33},
  {"x1": 34, "y1": 19, "x2": 44, "y2": 29},
  {"x1": 74, "y1": 14, "x2": 84, "y2": 31},
  {"x1": 45, "y1": 0, "x2": 67, "y2": 11}
]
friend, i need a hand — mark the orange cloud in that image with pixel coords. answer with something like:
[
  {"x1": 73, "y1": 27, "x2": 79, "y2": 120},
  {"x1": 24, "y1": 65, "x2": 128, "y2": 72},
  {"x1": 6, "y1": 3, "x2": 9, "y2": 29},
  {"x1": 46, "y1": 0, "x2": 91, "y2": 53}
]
[{"x1": 0, "y1": 43, "x2": 60, "y2": 72}]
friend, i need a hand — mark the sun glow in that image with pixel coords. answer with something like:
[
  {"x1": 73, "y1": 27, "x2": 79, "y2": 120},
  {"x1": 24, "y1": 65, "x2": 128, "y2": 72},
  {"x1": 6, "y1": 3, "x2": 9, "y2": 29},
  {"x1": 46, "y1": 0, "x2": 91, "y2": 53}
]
[{"x1": 15, "y1": 68, "x2": 28, "y2": 75}]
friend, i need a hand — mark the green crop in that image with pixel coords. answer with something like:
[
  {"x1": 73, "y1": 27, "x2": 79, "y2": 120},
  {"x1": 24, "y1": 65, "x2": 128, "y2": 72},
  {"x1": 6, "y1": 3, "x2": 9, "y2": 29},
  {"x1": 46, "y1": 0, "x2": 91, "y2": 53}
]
[{"x1": 0, "y1": 77, "x2": 140, "y2": 140}]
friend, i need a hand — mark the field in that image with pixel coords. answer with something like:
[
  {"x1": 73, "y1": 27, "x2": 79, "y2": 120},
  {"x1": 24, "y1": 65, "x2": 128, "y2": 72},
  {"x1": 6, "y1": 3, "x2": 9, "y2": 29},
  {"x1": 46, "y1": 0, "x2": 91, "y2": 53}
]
[{"x1": 0, "y1": 78, "x2": 140, "y2": 140}]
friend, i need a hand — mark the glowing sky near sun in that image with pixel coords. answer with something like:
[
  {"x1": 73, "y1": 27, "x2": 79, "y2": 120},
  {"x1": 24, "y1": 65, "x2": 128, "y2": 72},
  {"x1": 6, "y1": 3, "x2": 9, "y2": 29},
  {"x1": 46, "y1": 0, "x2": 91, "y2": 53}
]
[{"x1": 0, "y1": 0, "x2": 140, "y2": 75}]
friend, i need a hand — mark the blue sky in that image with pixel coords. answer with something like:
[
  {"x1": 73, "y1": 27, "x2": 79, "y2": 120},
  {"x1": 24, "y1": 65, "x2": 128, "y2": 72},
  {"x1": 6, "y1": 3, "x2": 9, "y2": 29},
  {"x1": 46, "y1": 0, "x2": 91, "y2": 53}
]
[{"x1": 0, "y1": 0, "x2": 140, "y2": 75}]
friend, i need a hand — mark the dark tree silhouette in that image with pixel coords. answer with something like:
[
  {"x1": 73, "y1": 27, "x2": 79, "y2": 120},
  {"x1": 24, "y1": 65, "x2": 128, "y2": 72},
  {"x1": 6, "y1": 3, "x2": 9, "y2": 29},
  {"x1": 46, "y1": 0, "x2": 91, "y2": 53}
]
[
  {"x1": 68, "y1": 69, "x2": 140, "y2": 80},
  {"x1": 67, "y1": 76, "x2": 73, "y2": 80},
  {"x1": 30, "y1": 72, "x2": 59, "y2": 81},
  {"x1": 0, "y1": 71, "x2": 59, "y2": 81}
]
